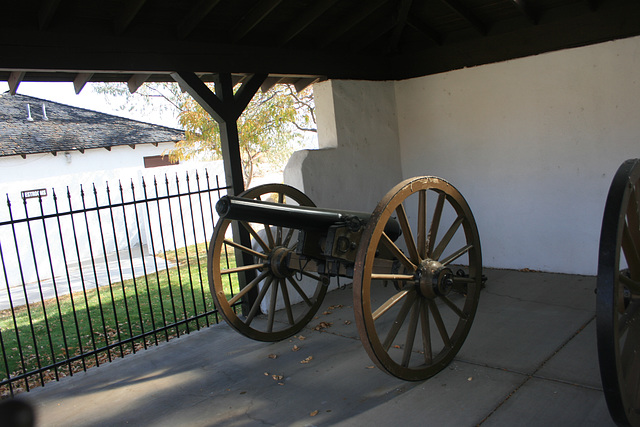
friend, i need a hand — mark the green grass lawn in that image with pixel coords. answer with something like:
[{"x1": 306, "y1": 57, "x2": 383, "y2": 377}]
[{"x1": 0, "y1": 243, "x2": 238, "y2": 395}]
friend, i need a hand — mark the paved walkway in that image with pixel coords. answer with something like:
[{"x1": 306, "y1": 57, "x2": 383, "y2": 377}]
[{"x1": 19, "y1": 269, "x2": 615, "y2": 426}]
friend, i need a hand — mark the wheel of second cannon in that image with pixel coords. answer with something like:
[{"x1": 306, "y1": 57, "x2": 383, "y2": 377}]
[
  {"x1": 208, "y1": 183, "x2": 328, "y2": 342},
  {"x1": 597, "y1": 159, "x2": 640, "y2": 427},
  {"x1": 353, "y1": 176, "x2": 482, "y2": 381}
]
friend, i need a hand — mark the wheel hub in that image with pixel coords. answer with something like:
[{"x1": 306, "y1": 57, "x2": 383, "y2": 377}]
[
  {"x1": 415, "y1": 259, "x2": 454, "y2": 299},
  {"x1": 267, "y1": 246, "x2": 293, "y2": 278}
]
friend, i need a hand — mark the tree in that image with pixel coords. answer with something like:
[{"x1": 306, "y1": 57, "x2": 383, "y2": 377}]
[{"x1": 93, "y1": 82, "x2": 316, "y2": 186}]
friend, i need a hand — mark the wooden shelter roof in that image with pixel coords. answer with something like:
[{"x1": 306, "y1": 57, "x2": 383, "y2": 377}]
[{"x1": 2, "y1": 0, "x2": 640, "y2": 91}]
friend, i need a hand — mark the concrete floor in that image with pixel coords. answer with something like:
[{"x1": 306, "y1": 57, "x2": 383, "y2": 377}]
[{"x1": 18, "y1": 268, "x2": 616, "y2": 426}]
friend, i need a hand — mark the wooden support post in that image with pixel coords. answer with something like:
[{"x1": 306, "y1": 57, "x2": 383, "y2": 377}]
[{"x1": 170, "y1": 71, "x2": 268, "y2": 314}]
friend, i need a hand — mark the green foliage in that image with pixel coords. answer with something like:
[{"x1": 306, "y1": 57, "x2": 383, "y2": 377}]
[
  {"x1": 0, "y1": 243, "x2": 236, "y2": 395},
  {"x1": 93, "y1": 82, "x2": 316, "y2": 186}
]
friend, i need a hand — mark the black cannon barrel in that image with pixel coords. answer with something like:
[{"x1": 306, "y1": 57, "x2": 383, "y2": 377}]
[{"x1": 216, "y1": 196, "x2": 402, "y2": 241}]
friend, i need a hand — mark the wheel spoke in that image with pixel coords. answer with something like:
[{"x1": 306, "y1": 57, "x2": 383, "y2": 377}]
[
  {"x1": 286, "y1": 276, "x2": 314, "y2": 307},
  {"x1": 402, "y1": 298, "x2": 421, "y2": 367},
  {"x1": 427, "y1": 192, "x2": 445, "y2": 257},
  {"x1": 221, "y1": 263, "x2": 265, "y2": 275},
  {"x1": 380, "y1": 232, "x2": 417, "y2": 271},
  {"x1": 439, "y1": 295, "x2": 467, "y2": 319},
  {"x1": 246, "y1": 275, "x2": 274, "y2": 326},
  {"x1": 371, "y1": 273, "x2": 415, "y2": 281},
  {"x1": 396, "y1": 203, "x2": 420, "y2": 264},
  {"x1": 264, "y1": 224, "x2": 275, "y2": 248},
  {"x1": 282, "y1": 227, "x2": 295, "y2": 247},
  {"x1": 223, "y1": 239, "x2": 268, "y2": 259},
  {"x1": 280, "y1": 279, "x2": 295, "y2": 325},
  {"x1": 241, "y1": 221, "x2": 270, "y2": 252},
  {"x1": 428, "y1": 299, "x2": 451, "y2": 348},
  {"x1": 267, "y1": 276, "x2": 280, "y2": 332},
  {"x1": 228, "y1": 270, "x2": 270, "y2": 306},
  {"x1": 381, "y1": 291, "x2": 416, "y2": 351},
  {"x1": 431, "y1": 216, "x2": 464, "y2": 261},
  {"x1": 440, "y1": 244, "x2": 473, "y2": 266},
  {"x1": 417, "y1": 190, "x2": 427, "y2": 259},
  {"x1": 373, "y1": 290, "x2": 410, "y2": 321},
  {"x1": 620, "y1": 273, "x2": 640, "y2": 295},
  {"x1": 420, "y1": 299, "x2": 432, "y2": 364}
]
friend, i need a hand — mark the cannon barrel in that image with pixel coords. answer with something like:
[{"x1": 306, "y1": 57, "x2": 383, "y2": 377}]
[{"x1": 216, "y1": 195, "x2": 402, "y2": 241}]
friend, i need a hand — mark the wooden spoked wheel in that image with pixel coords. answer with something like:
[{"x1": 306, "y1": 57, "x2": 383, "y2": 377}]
[
  {"x1": 597, "y1": 159, "x2": 640, "y2": 427},
  {"x1": 208, "y1": 184, "x2": 328, "y2": 342},
  {"x1": 353, "y1": 176, "x2": 482, "y2": 381}
]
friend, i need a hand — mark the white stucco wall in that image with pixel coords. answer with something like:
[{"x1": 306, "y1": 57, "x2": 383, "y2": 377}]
[
  {"x1": 0, "y1": 145, "x2": 225, "y2": 284},
  {"x1": 396, "y1": 36, "x2": 640, "y2": 275},
  {"x1": 288, "y1": 36, "x2": 640, "y2": 276},
  {"x1": 284, "y1": 79, "x2": 403, "y2": 212}
]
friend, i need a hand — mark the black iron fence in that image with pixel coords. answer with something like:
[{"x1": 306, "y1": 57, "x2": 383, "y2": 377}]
[{"x1": 0, "y1": 169, "x2": 228, "y2": 397}]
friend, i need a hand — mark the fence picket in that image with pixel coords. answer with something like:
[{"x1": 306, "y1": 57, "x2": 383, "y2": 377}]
[{"x1": 0, "y1": 169, "x2": 228, "y2": 396}]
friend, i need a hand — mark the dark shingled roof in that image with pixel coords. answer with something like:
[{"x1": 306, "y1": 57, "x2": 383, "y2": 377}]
[{"x1": 0, "y1": 92, "x2": 184, "y2": 158}]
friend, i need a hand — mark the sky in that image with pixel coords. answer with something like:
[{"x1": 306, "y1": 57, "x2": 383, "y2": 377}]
[{"x1": 0, "y1": 81, "x2": 180, "y2": 128}]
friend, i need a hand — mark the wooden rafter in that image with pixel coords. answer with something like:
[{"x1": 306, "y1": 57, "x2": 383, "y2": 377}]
[
  {"x1": 389, "y1": 0, "x2": 414, "y2": 50},
  {"x1": 407, "y1": 17, "x2": 443, "y2": 46},
  {"x1": 74, "y1": 73, "x2": 94, "y2": 94},
  {"x1": 114, "y1": 0, "x2": 148, "y2": 34},
  {"x1": 8, "y1": 71, "x2": 25, "y2": 95},
  {"x1": 512, "y1": 0, "x2": 538, "y2": 24},
  {"x1": 177, "y1": 0, "x2": 223, "y2": 39},
  {"x1": 38, "y1": 0, "x2": 61, "y2": 30},
  {"x1": 277, "y1": 0, "x2": 339, "y2": 46},
  {"x1": 128, "y1": 74, "x2": 151, "y2": 94},
  {"x1": 231, "y1": 0, "x2": 283, "y2": 42},
  {"x1": 317, "y1": 0, "x2": 388, "y2": 49},
  {"x1": 440, "y1": 0, "x2": 487, "y2": 35}
]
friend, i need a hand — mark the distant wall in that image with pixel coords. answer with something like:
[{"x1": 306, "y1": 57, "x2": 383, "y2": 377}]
[
  {"x1": 0, "y1": 146, "x2": 225, "y2": 284},
  {"x1": 288, "y1": 36, "x2": 640, "y2": 275}
]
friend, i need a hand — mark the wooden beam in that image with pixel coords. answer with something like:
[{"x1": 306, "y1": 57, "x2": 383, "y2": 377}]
[
  {"x1": 389, "y1": 0, "x2": 414, "y2": 50},
  {"x1": 214, "y1": 73, "x2": 246, "y2": 194},
  {"x1": 8, "y1": 71, "x2": 25, "y2": 95},
  {"x1": 317, "y1": 0, "x2": 388, "y2": 48},
  {"x1": 260, "y1": 77, "x2": 281, "y2": 93},
  {"x1": 38, "y1": 0, "x2": 62, "y2": 30},
  {"x1": 231, "y1": 0, "x2": 283, "y2": 42},
  {"x1": 233, "y1": 74, "x2": 268, "y2": 120},
  {"x1": 407, "y1": 17, "x2": 443, "y2": 46},
  {"x1": 171, "y1": 71, "x2": 225, "y2": 123},
  {"x1": 73, "y1": 73, "x2": 94, "y2": 94},
  {"x1": 114, "y1": 0, "x2": 148, "y2": 34},
  {"x1": 293, "y1": 77, "x2": 317, "y2": 93},
  {"x1": 177, "y1": 0, "x2": 223, "y2": 39},
  {"x1": 512, "y1": 0, "x2": 538, "y2": 25},
  {"x1": 440, "y1": 0, "x2": 487, "y2": 35},
  {"x1": 277, "y1": 0, "x2": 338, "y2": 46},
  {"x1": 128, "y1": 74, "x2": 151, "y2": 93}
]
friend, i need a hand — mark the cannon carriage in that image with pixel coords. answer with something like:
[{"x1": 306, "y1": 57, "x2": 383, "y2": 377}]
[
  {"x1": 207, "y1": 161, "x2": 640, "y2": 426},
  {"x1": 207, "y1": 176, "x2": 482, "y2": 381}
]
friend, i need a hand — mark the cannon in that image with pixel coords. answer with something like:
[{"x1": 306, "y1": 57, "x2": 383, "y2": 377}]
[{"x1": 207, "y1": 176, "x2": 483, "y2": 381}]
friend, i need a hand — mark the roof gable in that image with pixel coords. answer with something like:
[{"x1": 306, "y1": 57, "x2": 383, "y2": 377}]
[{"x1": 0, "y1": 93, "x2": 184, "y2": 157}]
